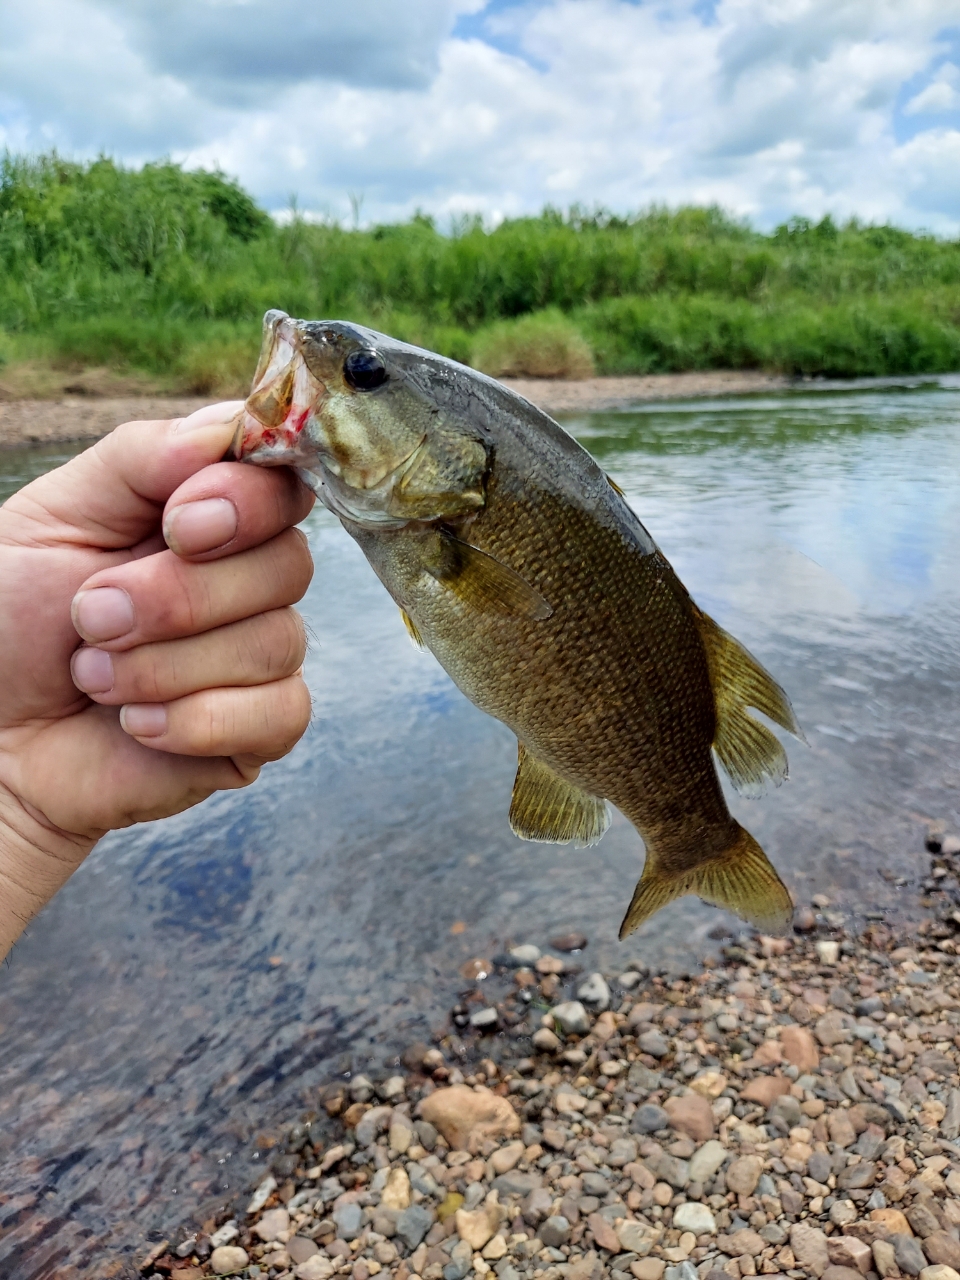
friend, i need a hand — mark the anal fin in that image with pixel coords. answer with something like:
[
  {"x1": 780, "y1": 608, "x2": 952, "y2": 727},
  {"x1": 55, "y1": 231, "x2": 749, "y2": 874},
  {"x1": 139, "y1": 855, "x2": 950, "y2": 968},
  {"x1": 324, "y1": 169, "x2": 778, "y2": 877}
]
[
  {"x1": 509, "y1": 743, "x2": 609, "y2": 847},
  {"x1": 693, "y1": 606, "x2": 803, "y2": 797},
  {"x1": 398, "y1": 606, "x2": 424, "y2": 648},
  {"x1": 619, "y1": 824, "x2": 793, "y2": 938}
]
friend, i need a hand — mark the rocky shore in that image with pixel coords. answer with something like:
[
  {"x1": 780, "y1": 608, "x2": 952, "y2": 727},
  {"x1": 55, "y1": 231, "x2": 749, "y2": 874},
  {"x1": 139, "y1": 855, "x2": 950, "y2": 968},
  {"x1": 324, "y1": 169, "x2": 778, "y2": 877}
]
[
  {"x1": 0, "y1": 373, "x2": 792, "y2": 449},
  {"x1": 137, "y1": 834, "x2": 960, "y2": 1280}
]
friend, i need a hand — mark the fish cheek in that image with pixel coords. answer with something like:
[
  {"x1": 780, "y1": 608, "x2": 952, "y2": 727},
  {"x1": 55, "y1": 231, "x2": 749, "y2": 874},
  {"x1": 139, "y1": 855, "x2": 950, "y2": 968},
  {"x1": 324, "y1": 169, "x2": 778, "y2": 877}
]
[
  {"x1": 386, "y1": 429, "x2": 488, "y2": 521},
  {"x1": 316, "y1": 392, "x2": 426, "y2": 489}
]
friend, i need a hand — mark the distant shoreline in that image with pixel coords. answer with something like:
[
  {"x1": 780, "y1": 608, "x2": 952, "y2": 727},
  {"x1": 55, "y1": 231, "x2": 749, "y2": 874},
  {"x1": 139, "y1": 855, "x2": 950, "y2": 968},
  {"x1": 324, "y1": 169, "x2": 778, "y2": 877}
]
[{"x1": 0, "y1": 372, "x2": 792, "y2": 450}]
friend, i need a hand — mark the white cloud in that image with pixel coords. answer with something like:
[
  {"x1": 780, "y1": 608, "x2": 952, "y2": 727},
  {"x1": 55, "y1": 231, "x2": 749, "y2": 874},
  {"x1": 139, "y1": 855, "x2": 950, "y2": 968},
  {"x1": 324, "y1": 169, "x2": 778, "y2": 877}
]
[
  {"x1": 905, "y1": 62, "x2": 960, "y2": 115},
  {"x1": 2, "y1": 0, "x2": 960, "y2": 232}
]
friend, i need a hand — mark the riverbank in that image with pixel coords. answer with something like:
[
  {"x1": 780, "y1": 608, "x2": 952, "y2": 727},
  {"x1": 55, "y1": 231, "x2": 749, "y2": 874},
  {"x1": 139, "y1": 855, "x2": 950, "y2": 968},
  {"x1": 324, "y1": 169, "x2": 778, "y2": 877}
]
[
  {"x1": 143, "y1": 837, "x2": 960, "y2": 1280},
  {"x1": 0, "y1": 372, "x2": 793, "y2": 450}
]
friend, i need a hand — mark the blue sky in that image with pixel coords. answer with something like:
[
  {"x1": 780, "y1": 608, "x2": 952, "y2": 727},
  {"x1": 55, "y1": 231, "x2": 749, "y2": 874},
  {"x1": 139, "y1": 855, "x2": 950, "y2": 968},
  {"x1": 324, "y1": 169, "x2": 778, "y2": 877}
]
[{"x1": 2, "y1": 0, "x2": 960, "y2": 232}]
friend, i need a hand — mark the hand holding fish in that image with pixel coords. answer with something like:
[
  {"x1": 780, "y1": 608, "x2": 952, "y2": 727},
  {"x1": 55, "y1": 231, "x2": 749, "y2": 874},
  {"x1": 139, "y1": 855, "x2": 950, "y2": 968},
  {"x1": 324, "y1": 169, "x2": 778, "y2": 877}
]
[{"x1": 0, "y1": 402, "x2": 314, "y2": 961}]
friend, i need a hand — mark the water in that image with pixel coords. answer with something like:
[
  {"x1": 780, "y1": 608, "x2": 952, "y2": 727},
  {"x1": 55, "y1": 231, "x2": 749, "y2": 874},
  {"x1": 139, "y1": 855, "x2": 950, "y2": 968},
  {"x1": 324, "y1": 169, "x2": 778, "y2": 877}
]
[{"x1": 2, "y1": 382, "x2": 960, "y2": 1275}]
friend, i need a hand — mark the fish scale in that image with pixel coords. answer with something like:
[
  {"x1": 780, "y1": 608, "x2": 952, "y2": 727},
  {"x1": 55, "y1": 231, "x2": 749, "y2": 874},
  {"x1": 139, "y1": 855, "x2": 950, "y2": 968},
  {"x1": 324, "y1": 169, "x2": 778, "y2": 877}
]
[{"x1": 234, "y1": 309, "x2": 802, "y2": 937}]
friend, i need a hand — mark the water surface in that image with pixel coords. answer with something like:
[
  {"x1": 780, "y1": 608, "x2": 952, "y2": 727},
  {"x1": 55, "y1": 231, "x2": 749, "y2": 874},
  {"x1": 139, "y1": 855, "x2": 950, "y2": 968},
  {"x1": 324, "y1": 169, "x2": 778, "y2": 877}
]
[{"x1": 2, "y1": 382, "x2": 960, "y2": 1275}]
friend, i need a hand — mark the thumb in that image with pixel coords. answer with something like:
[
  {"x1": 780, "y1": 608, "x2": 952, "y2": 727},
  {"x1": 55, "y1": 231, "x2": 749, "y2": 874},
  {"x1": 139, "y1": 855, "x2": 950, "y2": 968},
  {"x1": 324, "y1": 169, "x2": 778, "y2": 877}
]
[{"x1": 0, "y1": 402, "x2": 245, "y2": 550}]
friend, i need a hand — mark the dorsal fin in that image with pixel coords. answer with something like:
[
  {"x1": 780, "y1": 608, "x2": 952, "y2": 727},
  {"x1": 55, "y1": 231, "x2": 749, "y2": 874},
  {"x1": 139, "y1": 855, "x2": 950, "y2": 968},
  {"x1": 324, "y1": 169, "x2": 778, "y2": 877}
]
[
  {"x1": 693, "y1": 607, "x2": 803, "y2": 798},
  {"x1": 509, "y1": 743, "x2": 609, "y2": 847}
]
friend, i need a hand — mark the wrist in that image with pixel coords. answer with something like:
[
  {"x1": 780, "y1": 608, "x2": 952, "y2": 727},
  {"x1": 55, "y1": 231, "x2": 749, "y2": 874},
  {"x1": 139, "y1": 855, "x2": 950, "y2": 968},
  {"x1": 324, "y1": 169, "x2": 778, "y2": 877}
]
[{"x1": 0, "y1": 786, "x2": 95, "y2": 961}]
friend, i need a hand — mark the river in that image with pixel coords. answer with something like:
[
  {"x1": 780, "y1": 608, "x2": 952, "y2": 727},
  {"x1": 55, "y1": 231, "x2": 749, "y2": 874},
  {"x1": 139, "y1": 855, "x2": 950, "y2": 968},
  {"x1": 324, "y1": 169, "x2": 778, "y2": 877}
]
[{"x1": 1, "y1": 380, "x2": 959, "y2": 1276}]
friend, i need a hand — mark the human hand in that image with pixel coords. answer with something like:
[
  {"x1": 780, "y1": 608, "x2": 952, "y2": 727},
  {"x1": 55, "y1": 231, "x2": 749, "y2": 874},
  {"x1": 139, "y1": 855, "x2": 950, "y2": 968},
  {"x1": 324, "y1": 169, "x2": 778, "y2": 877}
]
[{"x1": 0, "y1": 402, "x2": 314, "y2": 959}]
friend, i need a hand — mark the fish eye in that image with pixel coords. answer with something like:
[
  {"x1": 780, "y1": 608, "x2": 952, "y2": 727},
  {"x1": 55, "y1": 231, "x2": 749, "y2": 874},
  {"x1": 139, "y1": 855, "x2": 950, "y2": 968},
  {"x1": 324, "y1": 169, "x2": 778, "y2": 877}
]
[{"x1": 343, "y1": 349, "x2": 388, "y2": 391}]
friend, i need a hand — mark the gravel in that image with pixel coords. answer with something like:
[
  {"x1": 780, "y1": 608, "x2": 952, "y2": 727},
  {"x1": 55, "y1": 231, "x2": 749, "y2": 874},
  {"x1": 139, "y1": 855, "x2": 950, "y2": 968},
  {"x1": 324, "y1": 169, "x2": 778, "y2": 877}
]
[{"x1": 145, "y1": 872, "x2": 960, "y2": 1280}]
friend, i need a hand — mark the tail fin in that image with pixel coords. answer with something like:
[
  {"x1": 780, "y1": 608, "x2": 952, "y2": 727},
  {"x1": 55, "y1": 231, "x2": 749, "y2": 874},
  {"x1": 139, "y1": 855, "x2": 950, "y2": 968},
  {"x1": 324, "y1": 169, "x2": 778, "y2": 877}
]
[{"x1": 619, "y1": 825, "x2": 793, "y2": 939}]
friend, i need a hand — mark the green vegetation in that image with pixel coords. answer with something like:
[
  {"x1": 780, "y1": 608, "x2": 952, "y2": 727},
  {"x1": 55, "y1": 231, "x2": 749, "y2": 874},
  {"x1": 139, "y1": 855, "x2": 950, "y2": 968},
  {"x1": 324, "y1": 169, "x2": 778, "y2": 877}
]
[{"x1": 2, "y1": 152, "x2": 960, "y2": 395}]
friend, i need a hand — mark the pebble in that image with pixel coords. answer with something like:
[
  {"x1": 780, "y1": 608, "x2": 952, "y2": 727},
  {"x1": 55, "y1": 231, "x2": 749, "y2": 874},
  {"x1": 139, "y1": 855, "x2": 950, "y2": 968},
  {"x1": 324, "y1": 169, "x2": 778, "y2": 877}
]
[
  {"x1": 577, "y1": 972, "x2": 611, "y2": 1010},
  {"x1": 550, "y1": 932, "x2": 588, "y2": 951},
  {"x1": 509, "y1": 944, "x2": 541, "y2": 964},
  {"x1": 688, "y1": 1138, "x2": 727, "y2": 1183},
  {"x1": 550, "y1": 999, "x2": 592, "y2": 1034},
  {"x1": 210, "y1": 1246, "x2": 249, "y2": 1275},
  {"x1": 663, "y1": 1092, "x2": 714, "y2": 1142},
  {"x1": 673, "y1": 1201, "x2": 716, "y2": 1233}
]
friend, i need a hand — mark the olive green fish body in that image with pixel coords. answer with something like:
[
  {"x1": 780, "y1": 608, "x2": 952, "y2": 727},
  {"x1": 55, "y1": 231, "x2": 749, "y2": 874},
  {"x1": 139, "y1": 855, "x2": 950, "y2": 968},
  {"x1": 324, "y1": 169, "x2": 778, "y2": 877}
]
[{"x1": 235, "y1": 312, "x2": 801, "y2": 936}]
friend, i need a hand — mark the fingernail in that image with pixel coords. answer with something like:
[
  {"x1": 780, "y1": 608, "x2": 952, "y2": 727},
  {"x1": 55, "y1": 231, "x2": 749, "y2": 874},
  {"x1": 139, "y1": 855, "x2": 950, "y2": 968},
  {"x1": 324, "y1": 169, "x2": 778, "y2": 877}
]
[
  {"x1": 120, "y1": 704, "x2": 167, "y2": 737},
  {"x1": 71, "y1": 646, "x2": 114, "y2": 694},
  {"x1": 164, "y1": 498, "x2": 238, "y2": 556},
  {"x1": 175, "y1": 401, "x2": 245, "y2": 433},
  {"x1": 72, "y1": 587, "x2": 135, "y2": 642}
]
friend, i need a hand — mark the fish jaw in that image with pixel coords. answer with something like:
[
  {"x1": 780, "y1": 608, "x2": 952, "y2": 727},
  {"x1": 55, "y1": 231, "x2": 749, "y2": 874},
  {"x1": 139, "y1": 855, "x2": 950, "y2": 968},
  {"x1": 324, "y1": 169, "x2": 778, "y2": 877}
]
[{"x1": 231, "y1": 310, "x2": 327, "y2": 467}]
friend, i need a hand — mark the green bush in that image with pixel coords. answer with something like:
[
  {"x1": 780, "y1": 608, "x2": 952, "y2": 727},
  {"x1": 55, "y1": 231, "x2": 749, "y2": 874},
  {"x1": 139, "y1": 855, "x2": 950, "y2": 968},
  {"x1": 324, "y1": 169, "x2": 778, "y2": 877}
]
[{"x1": 2, "y1": 152, "x2": 960, "y2": 388}]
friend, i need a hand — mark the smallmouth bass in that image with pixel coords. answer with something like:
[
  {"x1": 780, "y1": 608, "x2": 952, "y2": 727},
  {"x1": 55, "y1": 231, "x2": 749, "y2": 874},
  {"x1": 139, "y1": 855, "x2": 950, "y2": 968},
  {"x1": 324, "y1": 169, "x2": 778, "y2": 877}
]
[{"x1": 233, "y1": 310, "x2": 803, "y2": 936}]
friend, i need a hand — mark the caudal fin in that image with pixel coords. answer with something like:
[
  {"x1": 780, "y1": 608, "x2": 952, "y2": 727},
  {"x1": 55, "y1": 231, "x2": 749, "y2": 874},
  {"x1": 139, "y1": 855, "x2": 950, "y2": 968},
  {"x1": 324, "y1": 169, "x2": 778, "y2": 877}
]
[{"x1": 619, "y1": 825, "x2": 793, "y2": 939}]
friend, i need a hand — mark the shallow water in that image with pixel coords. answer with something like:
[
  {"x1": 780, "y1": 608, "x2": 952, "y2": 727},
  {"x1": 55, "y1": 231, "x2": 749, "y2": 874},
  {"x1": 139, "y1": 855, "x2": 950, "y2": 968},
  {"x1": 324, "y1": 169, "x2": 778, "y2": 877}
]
[{"x1": 2, "y1": 382, "x2": 960, "y2": 1275}]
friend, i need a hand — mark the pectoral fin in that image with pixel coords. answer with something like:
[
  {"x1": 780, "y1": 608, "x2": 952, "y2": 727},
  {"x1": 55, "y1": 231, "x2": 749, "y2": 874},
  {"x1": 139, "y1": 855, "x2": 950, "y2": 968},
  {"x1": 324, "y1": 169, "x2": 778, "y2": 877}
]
[
  {"x1": 693, "y1": 606, "x2": 803, "y2": 798},
  {"x1": 425, "y1": 530, "x2": 553, "y2": 621},
  {"x1": 619, "y1": 824, "x2": 793, "y2": 938},
  {"x1": 509, "y1": 743, "x2": 609, "y2": 846}
]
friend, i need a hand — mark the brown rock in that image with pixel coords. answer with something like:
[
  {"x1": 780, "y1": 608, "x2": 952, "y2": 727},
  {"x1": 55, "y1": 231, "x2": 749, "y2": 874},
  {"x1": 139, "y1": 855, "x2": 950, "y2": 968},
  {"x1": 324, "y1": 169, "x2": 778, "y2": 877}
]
[
  {"x1": 828, "y1": 1236, "x2": 873, "y2": 1274},
  {"x1": 663, "y1": 1093, "x2": 715, "y2": 1142},
  {"x1": 726, "y1": 1156, "x2": 764, "y2": 1196},
  {"x1": 781, "y1": 1025, "x2": 820, "y2": 1072},
  {"x1": 872, "y1": 1210, "x2": 913, "y2": 1238},
  {"x1": 588, "y1": 1212, "x2": 622, "y2": 1253},
  {"x1": 822, "y1": 1268, "x2": 866, "y2": 1280},
  {"x1": 419, "y1": 1085, "x2": 520, "y2": 1152},
  {"x1": 721, "y1": 1229, "x2": 765, "y2": 1258},
  {"x1": 550, "y1": 932, "x2": 588, "y2": 951},
  {"x1": 791, "y1": 1223, "x2": 831, "y2": 1277},
  {"x1": 922, "y1": 1235, "x2": 960, "y2": 1271},
  {"x1": 828, "y1": 1111, "x2": 857, "y2": 1149},
  {"x1": 740, "y1": 1076, "x2": 792, "y2": 1106}
]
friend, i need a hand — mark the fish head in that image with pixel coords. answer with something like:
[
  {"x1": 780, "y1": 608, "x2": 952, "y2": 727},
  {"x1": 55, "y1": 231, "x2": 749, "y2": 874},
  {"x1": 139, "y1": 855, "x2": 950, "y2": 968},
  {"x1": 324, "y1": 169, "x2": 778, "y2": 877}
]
[{"x1": 234, "y1": 310, "x2": 490, "y2": 526}]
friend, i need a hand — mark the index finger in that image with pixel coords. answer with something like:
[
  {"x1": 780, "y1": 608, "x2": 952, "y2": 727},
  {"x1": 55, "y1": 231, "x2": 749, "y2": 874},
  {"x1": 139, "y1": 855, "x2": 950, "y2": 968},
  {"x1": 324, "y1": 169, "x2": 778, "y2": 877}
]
[
  {"x1": 161, "y1": 460, "x2": 314, "y2": 562},
  {"x1": 0, "y1": 402, "x2": 244, "y2": 551}
]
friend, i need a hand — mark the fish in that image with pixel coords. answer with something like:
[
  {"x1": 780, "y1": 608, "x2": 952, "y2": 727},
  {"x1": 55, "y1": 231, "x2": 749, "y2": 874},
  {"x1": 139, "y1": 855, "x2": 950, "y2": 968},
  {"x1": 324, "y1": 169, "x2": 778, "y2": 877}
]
[{"x1": 232, "y1": 309, "x2": 803, "y2": 937}]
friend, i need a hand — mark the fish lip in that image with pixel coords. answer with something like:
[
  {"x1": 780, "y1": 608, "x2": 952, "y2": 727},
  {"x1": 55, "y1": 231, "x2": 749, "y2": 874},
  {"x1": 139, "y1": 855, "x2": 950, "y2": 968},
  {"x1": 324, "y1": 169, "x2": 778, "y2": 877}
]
[{"x1": 233, "y1": 313, "x2": 326, "y2": 466}]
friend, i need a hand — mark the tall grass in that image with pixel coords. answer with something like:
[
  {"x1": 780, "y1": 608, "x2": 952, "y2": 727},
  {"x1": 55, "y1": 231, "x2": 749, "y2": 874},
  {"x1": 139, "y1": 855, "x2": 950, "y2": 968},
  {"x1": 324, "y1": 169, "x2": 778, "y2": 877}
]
[{"x1": 2, "y1": 152, "x2": 960, "y2": 392}]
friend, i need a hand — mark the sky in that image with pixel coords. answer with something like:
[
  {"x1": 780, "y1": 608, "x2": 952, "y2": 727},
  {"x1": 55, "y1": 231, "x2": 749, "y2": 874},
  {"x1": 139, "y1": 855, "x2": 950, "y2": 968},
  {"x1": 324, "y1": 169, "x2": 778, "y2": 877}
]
[{"x1": 2, "y1": 0, "x2": 960, "y2": 232}]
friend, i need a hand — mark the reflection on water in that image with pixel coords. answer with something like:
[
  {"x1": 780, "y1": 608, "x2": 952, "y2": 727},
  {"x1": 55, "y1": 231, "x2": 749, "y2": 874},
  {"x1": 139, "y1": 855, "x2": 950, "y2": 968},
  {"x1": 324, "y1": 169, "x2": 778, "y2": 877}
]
[{"x1": 2, "y1": 382, "x2": 960, "y2": 1275}]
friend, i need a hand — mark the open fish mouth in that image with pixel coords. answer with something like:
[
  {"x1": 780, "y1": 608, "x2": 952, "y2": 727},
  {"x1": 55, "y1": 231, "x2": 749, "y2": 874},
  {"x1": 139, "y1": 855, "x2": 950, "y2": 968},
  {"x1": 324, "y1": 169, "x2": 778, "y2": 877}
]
[{"x1": 230, "y1": 310, "x2": 326, "y2": 466}]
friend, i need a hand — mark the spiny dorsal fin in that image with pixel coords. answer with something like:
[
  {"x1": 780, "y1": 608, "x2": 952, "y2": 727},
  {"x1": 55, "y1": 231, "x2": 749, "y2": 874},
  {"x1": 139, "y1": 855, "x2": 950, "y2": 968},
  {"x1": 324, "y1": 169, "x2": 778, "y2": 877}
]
[
  {"x1": 510, "y1": 743, "x2": 609, "y2": 847},
  {"x1": 425, "y1": 530, "x2": 553, "y2": 621},
  {"x1": 606, "y1": 472, "x2": 626, "y2": 497},
  {"x1": 399, "y1": 607, "x2": 424, "y2": 648},
  {"x1": 619, "y1": 823, "x2": 793, "y2": 938},
  {"x1": 693, "y1": 606, "x2": 803, "y2": 798}
]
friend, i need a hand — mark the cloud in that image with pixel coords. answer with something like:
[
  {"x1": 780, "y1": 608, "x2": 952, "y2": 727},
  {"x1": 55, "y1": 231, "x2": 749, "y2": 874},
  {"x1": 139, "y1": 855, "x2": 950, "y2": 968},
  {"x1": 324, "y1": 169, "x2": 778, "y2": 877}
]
[
  {"x1": 102, "y1": 0, "x2": 484, "y2": 102},
  {"x1": 905, "y1": 62, "x2": 960, "y2": 115},
  {"x1": 2, "y1": 0, "x2": 960, "y2": 232}
]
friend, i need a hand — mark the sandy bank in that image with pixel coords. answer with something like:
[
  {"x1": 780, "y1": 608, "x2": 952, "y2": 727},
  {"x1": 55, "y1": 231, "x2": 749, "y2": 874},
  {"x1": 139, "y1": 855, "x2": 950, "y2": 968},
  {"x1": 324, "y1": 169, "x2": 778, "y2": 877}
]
[{"x1": 0, "y1": 372, "x2": 792, "y2": 450}]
